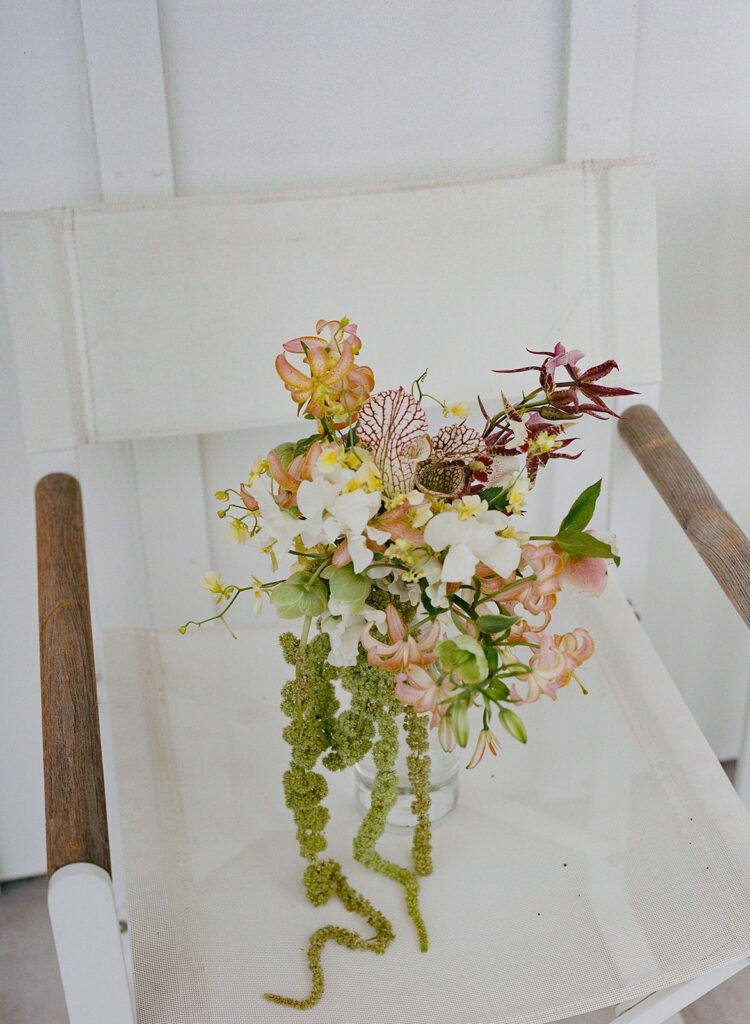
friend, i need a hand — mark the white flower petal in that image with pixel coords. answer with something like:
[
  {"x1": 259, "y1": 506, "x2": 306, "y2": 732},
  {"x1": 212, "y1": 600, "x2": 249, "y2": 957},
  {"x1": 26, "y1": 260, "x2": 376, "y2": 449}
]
[
  {"x1": 441, "y1": 542, "x2": 478, "y2": 583},
  {"x1": 423, "y1": 511, "x2": 461, "y2": 551}
]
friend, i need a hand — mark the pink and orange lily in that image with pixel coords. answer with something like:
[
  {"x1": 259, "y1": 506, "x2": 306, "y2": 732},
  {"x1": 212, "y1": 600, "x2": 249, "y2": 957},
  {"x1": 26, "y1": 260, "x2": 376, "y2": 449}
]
[
  {"x1": 361, "y1": 604, "x2": 441, "y2": 673},
  {"x1": 276, "y1": 320, "x2": 375, "y2": 429}
]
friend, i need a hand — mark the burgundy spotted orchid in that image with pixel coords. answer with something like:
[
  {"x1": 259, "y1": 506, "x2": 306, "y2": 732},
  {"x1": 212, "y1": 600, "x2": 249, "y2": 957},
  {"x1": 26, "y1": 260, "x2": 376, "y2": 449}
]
[{"x1": 495, "y1": 343, "x2": 636, "y2": 419}]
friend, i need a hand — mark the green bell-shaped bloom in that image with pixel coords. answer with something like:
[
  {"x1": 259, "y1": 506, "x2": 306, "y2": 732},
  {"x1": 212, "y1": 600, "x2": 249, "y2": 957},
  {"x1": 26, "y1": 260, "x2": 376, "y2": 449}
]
[
  {"x1": 270, "y1": 572, "x2": 329, "y2": 620},
  {"x1": 437, "y1": 635, "x2": 489, "y2": 685}
]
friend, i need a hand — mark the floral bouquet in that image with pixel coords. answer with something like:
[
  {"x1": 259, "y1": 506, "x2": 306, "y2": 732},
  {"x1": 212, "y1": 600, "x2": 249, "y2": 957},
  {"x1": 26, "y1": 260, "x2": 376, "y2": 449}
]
[{"x1": 182, "y1": 318, "x2": 632, "y2": 1008}]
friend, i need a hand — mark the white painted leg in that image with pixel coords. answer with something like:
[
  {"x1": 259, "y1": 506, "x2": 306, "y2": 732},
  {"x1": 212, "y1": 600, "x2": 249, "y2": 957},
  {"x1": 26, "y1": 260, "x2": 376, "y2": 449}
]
[
  {"x1": 48, "y1": 862, "x2": 136, "y2": 1024},
  {"x1": 734, "y1": 666, "x2": 750, "y2": 809},
  {"x1": 611, "y1": 959, "x2": 750, "y2": 1023}
]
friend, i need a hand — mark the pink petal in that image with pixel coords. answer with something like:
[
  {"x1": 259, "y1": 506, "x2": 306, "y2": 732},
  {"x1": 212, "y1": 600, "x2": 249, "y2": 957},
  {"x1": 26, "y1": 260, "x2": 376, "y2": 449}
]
[
  {"x1": 560, "y1": 556, "x2": 608, "y2": 596},
  {"x1": 385, "y1": 604, "x2": 406, "y2": 643}
]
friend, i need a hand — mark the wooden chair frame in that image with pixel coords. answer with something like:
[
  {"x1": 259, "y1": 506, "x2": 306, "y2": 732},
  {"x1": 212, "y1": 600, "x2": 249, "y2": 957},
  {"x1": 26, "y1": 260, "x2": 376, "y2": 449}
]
[{"x1": 35, "y1": 403, "x2": 750, "y2": 1024}]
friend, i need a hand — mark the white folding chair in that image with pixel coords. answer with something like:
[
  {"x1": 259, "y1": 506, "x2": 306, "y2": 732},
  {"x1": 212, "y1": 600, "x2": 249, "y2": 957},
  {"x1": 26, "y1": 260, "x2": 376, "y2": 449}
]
[{"x1": 5, "y1": 157, "x2": 750, "y2": 1024}]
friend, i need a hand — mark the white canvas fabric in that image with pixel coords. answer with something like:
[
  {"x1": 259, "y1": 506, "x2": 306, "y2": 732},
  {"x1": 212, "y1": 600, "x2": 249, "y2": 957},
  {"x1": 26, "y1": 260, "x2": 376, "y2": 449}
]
[
  {"x1": 2, "y1": 158, "x2": 659, "y2": 452},
  {"x1": 104, "y1": 579, "x2": 750, "y2": 1024}
]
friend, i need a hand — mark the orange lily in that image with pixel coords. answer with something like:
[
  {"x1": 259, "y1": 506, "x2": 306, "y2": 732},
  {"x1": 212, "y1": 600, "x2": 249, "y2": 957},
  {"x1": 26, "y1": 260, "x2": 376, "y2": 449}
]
[
  {"x1": 266, "y1": 442, "x2": 322, "y2": 508},
  {"x1": 275, "y1": 322, "x2": 375, "y2": 427}
]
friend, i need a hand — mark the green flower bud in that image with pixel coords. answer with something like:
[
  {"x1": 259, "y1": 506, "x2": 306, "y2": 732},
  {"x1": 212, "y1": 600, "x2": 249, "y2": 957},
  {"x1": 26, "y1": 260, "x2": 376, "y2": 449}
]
[
  {"x1": 499, "y1": 707, "x2": 527, "y2": 744},
  {"x1": 438, "y1": 635, "x2": 489, "y2": 685},
  {"x1": 438, "y1": 715, "x2": 456, "y2": 752},
  {"x1": 450, "y1": 703, "x2": 470, "y2": 747}
]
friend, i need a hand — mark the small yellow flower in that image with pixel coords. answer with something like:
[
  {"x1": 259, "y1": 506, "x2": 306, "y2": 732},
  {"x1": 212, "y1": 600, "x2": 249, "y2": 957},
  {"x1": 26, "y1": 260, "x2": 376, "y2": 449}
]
[
  {"x1": 507, "y1": 476, "x2": 529, "y2": 513},
  {"x1": 501, "y1": 526, "x2": 530, "y2": 545},
  {"x1": 251, "y1": 576, "x2": 264, "y2": 616},
  {"x1": 262, "y1": 542, "x2": 279, "y2": 572},
  {"x1": 226, "y1": 519, "x2": 250, "y2": 545},
  {"x1": 348, "y1": 459, "x2": 381, "y2": 492},
  {"x1": 247, "y1": 456, "x2": 268, "y2": 485},
  {"x1": 448, "y1": 401, "x2": 471, "y2": 419},
  {"x1": 316, "y1": 446, "x2": 341, "y2": 475},
  {"x1": 214, "y1": 490, "x2": 229, "y2": 501},
  {"x1": 456, "y1": 494, "x2": 485, "y2": 520},
  {"x1": 200, "y1": 571, "x2": 223, "y2": 594}
]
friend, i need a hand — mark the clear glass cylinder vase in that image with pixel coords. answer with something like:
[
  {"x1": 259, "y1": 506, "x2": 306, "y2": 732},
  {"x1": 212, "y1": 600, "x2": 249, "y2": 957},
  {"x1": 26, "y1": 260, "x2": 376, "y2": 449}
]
[{"x1": 354, "y1": 726, "x2": 460, "y2": 832}]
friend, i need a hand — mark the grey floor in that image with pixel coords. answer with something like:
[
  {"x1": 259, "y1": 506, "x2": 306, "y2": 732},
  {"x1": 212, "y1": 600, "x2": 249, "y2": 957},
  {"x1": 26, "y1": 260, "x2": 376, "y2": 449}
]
[{"x1": 1, "y1": 873, "x2": 747, "y2": 1024}]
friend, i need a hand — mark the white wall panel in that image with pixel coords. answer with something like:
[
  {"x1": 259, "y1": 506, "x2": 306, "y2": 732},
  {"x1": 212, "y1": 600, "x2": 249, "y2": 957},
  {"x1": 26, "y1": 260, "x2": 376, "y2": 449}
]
[
  {"x1": 0, "y1": 0, "x2": 99, "y2": 880},
  {"x1": 158, "y1": 0, "x2": 566, "y2": 195},
  {"x1": 0, "y1": 0, "x2": 99, "y2": 212},
  {"x1": 632, "y1": 0, "x2": 750, "y2": 758}
]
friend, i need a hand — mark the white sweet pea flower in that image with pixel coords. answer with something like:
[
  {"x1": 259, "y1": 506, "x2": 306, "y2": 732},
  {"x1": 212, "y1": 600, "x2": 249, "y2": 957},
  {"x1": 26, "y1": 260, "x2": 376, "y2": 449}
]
[
  {"x1": 420, "y1": 556, "x2": 450, "y2": 608},
  {"x1": 423, "y1": 497, "x2": 521, "y2": 584},
  {"x1": 296, "y1": 473, "x2": 383, "y2": 573},
  {"x1": 320, "y1": 599, "x2": 387, "y2": 667},
  {"x1": 248, "y1": 480, "x2": 301, "y2": 550}
]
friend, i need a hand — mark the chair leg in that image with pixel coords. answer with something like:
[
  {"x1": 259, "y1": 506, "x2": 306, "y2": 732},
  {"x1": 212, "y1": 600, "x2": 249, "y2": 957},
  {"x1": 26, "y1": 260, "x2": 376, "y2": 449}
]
[
  {"x1": 48, "y1": 862, "x2": 136, "y2": 1024},
  {"x1": 610, "y1": 958, "x2": 750, "y2": 1023}
]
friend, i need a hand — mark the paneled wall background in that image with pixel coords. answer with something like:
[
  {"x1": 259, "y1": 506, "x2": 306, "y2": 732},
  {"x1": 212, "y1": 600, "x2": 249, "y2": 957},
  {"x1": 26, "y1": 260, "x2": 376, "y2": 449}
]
[{"x1": 2, "y1": 0, "x2": 749, "y2": 880}]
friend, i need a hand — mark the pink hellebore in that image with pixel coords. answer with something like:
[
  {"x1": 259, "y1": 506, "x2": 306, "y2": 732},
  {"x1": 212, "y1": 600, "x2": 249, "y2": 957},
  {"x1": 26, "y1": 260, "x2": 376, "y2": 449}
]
[
  {"x1": 558, "y1": 531, "x2": 616, "y2": 597},
  {"x1": 466, "y1": 728, "x2": 501, "y2": 769},
  {"x1": 361, "y1": 604, "x2": 441, "y2": 673}
]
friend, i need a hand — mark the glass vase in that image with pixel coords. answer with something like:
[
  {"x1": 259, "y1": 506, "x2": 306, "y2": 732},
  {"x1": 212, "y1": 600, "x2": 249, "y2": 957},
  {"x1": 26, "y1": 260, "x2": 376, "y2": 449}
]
[{"x1": 354, "y1": 726, "x2": 460, "y2": 832}]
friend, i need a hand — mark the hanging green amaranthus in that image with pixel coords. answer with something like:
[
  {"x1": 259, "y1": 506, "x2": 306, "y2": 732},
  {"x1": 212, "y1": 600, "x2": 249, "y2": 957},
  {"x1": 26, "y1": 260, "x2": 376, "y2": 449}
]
[{"x1": 264, "y1": 624, "x2": 432, "y2": 1009}]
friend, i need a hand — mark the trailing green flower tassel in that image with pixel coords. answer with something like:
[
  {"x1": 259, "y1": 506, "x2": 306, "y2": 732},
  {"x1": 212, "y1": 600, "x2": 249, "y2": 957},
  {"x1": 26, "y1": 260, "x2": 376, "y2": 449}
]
[{"x1": 266, "y1": 627, "x2": 433, "y2": 1008}]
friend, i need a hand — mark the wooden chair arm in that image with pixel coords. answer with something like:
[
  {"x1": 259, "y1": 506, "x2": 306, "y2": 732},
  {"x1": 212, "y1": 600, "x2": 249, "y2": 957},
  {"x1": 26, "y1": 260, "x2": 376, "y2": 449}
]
[
  {"x1": 36, "y1": 473, "x2": 111, "y2": 879},
  {"x1": 618, "y1": 404, "x2": 750, "y2": 630}
]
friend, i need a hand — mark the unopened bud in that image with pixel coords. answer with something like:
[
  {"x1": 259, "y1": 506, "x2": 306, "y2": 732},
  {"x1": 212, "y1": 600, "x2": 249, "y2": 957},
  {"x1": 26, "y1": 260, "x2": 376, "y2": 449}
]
[{"x1": 451, "y1": 704, "x2": 470, "y2": 747}]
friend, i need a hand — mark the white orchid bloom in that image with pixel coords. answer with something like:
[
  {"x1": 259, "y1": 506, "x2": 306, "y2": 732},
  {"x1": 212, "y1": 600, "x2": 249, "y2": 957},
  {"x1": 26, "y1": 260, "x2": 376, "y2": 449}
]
[{"x1": 423, "y1": 497, "x2": 521, "y2": 584}]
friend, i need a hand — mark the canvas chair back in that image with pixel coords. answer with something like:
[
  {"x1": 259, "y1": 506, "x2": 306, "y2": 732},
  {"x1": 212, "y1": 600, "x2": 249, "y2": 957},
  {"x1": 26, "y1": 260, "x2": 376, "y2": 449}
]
[{"x1": 2, "y1": 157, "x2": 660, "y2": 636}]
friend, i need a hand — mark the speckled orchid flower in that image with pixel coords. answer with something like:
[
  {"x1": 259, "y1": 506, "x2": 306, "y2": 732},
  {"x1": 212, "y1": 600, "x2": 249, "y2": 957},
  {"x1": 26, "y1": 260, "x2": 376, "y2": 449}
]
[{"x1": 357, "y1": 388, "x2": 431, "y2": 496}]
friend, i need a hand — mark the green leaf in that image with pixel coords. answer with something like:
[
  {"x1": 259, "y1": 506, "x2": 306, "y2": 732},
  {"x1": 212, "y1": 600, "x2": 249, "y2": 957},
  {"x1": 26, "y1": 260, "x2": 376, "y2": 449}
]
[
  {"x1": 477, "y1": 613, "x2": 520, "y2": 635},
  {"x1": 291, "y1": 433, "x2": 321, "y2": 459},
  {"x1": 486, "y1": 676, "x2": 510, "y2": 700},
  {"x1": 498, "y1": 707, "x2": 527, "y2": 743},
  {"x1": 558, "y1": 480, "x2": 601, "y2": 533},
  {"x1": 478, "y1": 486, "x2": 509, "y2": 511},
  {"x1": 272, "y1": 442, "x2": 297, "y2": 469},
  {"x1": 555, "y1": 529, "x2": 618, "y2": 563},
  {"x1": 299, "y1": 579, "x2": 329, "y2": 617}
]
